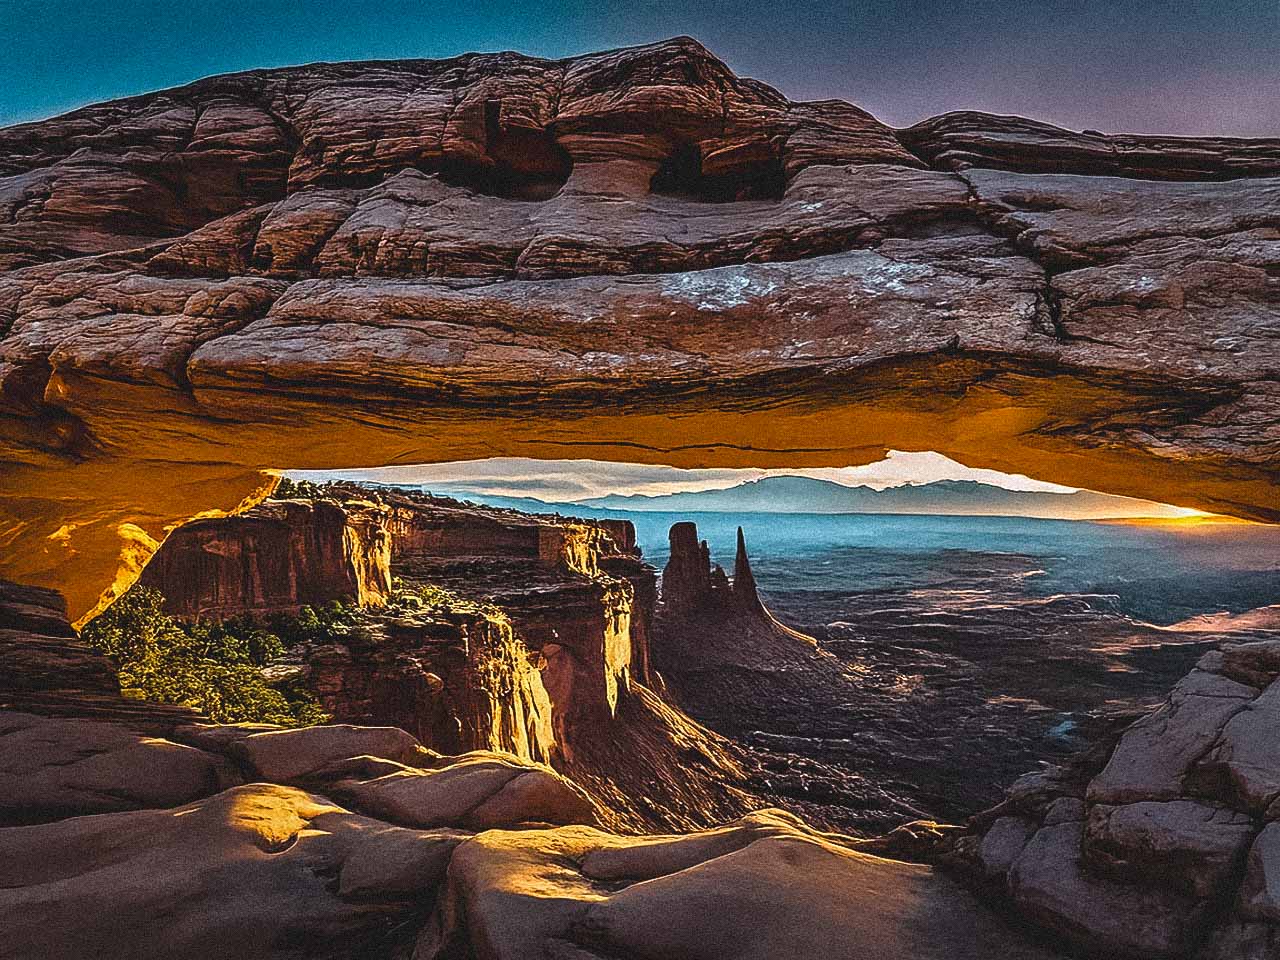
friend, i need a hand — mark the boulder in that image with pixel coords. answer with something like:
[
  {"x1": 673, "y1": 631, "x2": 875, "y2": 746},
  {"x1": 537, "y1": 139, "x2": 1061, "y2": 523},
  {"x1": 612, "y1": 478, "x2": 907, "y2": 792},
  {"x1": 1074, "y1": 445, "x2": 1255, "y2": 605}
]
[
  {"x1": 1192, "y1": 680, "x2": 1280, "y2": 813},
  {"x1": 329, "y1": 753, "x2": 597, "y2": 829},
  {"x1": 229, "y1": 723, "x2": 430, "y2": 782},
  {"x1": 0, "y1": 711, "x2": 238, "y2": 824},
  {"x1": 976, "y1": 815, "x2": 1037, "y2": 883},
  {"x1": 1084, "y1": 800, "x2": 1257, "y2": 898},
  {"x1": 0, "y1": 783, "x2": 463, "y2": 960},
  {"x1": 1007, "y1": 821, "x2": 1201, "y2": 958},
  {"x1": 1240, "y1": 824, "x2": 1280, "y2": 923},
  {"x1": 1088, "y1": 669, "x2": 1257, "y2": 804}
]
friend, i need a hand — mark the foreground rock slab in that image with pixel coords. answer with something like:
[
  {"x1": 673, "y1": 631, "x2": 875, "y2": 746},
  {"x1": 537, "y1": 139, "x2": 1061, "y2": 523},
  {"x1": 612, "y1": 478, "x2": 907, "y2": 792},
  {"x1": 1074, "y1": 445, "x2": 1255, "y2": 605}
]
[
  {"x1": 329, "y1": 752, "x2": 599, "y2": 830},
  {"x1": 0, "y1": 783, "x2": 463, "y2": 960},
  {"x1": 419, "y1": 809, "x2": 1064, "y2": 960},
  {"x1": 0, "y1": 710, "x2": 239, "y2": 824},
  {"x1": 959, "y1": 639, "x2": 1280, "y2": 958}
]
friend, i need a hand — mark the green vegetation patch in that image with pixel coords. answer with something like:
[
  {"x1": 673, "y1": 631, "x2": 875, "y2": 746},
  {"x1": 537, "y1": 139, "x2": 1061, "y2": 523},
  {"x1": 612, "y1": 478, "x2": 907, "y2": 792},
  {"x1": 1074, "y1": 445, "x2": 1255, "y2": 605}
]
[{"x1": 81, "y1": 588, "x2": 333, "y2": 726}]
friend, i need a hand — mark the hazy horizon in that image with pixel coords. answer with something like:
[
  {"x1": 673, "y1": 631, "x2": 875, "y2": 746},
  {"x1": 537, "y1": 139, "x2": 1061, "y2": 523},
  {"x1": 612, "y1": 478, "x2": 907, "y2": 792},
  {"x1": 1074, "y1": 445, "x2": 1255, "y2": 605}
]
[{"x1": 289, "y1": 450, "x2": 1205, "y2": 519}]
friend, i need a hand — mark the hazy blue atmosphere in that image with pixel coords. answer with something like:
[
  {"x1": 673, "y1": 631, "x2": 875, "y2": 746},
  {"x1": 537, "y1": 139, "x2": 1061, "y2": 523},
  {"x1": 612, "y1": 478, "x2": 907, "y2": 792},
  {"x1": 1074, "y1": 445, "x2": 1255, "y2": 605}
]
[
  {"x1": 6, "y1": 0, "x2": 1278, "y2": 134},
  {"x1": 490, "y1": 504, "x2": 1280, "y2": 626}
]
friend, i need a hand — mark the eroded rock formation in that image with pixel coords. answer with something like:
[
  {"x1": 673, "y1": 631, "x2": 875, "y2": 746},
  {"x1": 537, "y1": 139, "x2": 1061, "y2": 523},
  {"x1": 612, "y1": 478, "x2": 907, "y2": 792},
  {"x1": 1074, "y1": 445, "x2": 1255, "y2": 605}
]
[
  {"x1": 134, "y1": 485, "x2": 751, "y2": 832},
  {"x1": 954, "y1": 639, "x2": 1280, "y2": 958},
  {"x1": 654, "y1": 522, "x2": 850, "y2": 729},
  {"x1": 1, "y1": 38, "x2": 1278, "y2": 620},
  {"x1": 2, "y1": 35, "x2": 1280, "y2": 960},
  {"x1": 0, "y1": 582, "x2": 1070, "y2": 960},
  {"x1": 137, "y1": 497, "x2": 392, "y2": 617}
]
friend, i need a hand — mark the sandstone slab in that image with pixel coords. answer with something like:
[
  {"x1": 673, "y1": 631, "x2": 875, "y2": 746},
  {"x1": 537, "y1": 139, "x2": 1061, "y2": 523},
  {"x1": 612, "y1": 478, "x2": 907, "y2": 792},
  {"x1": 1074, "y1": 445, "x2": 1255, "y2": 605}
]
[
  {"x1": 419, "y1": 811, "x2": 1065, "y2": 960},
  {"x1": 1088, "y1": 668, "x2": 1257, "y2": 804},
  {"x1": 0, "y1": 783, "x2": 463, "y2": 960},
  {"x1": 1008, "y1": 821, "x2": 1200, "y2": 958},
  {"x1": 1084, "y1": 800, "x2": 1257, "y2": 898},
  {"x1": 229, "y1": 722, "x2": 430, "y2": 781},
  {"x1": 330, "y1": 753, "x2": 596, "y2": 829},
  {"x1": 0, "y1": 710, "x2": 237, "y2": 824}
]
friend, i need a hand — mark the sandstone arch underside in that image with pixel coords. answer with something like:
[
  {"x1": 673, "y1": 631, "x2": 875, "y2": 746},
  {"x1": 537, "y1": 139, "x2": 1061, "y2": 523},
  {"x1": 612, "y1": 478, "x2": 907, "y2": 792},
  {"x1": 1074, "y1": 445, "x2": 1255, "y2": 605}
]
[{"x1": 1, "y1": 37, "x2": 1278, "y2": 620}]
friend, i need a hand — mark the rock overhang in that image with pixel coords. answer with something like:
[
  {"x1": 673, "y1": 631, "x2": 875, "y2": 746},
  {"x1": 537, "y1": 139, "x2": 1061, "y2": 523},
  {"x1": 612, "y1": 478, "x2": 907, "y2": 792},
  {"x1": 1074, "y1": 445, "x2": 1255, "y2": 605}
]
[{"x1": 0, "y1": 37, "x2": 1278, "y2": 620}]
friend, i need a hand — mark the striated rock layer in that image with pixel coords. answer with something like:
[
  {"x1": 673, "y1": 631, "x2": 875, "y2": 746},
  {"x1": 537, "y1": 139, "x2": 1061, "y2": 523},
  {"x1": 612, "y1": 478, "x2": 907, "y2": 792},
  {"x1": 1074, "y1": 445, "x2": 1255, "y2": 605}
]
[
  {"x1": 0, "y1": 38, "x2": 1278, "y2": 619},
  {"x1": 137, "y1": 497, "x2": 392, "y2": 617},
  {"x1": 135, "y1": 485, "x2": 752, "y2": 832}
]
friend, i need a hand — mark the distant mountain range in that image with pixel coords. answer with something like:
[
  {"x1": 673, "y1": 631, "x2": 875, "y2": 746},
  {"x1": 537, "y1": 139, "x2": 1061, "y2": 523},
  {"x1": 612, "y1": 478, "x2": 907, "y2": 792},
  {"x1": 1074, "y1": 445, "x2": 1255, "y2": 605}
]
[{"x1": 385, "y1": 476, "x2": 1192, "y2": 520}]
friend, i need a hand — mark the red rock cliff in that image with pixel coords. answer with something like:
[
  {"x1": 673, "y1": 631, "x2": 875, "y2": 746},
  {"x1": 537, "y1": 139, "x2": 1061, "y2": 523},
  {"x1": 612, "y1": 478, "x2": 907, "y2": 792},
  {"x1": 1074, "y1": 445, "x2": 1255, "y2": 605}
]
[
  {"x1": 137, "y1": 498, "x2": 392, "y2": 618},
  {"x1": 134, "y1": 486, "x2": 747, "y2": 831}
]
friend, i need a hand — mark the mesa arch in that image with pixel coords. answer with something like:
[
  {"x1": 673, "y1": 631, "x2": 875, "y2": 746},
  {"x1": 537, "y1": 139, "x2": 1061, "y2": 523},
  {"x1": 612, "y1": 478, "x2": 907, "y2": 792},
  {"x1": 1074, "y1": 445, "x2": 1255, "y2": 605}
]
[{"x1": 1, "y1": 37, "x2": 1277, "y2": 621}]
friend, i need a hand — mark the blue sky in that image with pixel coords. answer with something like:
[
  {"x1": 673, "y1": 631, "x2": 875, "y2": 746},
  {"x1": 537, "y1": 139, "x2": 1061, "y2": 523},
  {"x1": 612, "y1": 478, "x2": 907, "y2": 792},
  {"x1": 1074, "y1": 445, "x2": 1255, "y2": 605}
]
[{"x1": 4, "y1": 1, "x2": 1278, "y2": 135}]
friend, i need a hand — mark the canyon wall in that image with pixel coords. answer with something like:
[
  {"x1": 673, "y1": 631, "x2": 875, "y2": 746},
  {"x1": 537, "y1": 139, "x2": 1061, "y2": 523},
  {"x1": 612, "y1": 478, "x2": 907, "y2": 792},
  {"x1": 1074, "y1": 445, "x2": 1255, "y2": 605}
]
[
  {"x1": 136, "y1": 498, "x2": 392, "y2": 618},
  {"x1": 131, "y1": 486, "x2": 748, "y2": 831}
]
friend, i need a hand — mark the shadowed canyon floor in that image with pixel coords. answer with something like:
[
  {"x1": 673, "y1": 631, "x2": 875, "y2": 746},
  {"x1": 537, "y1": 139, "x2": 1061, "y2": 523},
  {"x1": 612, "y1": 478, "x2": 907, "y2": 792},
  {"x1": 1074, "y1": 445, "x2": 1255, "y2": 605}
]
[{"x1": 652, "y1": 518, "x2": 1280, "y2": 829}]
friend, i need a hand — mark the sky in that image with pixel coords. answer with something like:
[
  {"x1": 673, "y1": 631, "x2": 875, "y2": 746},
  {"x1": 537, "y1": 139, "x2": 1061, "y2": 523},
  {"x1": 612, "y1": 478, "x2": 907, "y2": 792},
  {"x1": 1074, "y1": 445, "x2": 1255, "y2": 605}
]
[
  {"x1": 292, "y1": 450, "x2": 1085, "y2": 502},
  {"x1": 4, "y1": 1, "x2": 1278, "y2": 135}
]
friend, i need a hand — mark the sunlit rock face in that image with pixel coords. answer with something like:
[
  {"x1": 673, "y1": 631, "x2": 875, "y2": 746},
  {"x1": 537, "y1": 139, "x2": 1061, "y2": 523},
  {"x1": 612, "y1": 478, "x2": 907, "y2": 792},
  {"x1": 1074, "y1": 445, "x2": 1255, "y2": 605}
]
[
  {"x1": 136, "y1": 498, "x2": 392, "y2": 618},
  {"x1": 2, "y1": 37, "x2": 1279, "y2": 619},
  {"x1": 129, "y1": 486, "x2": 748, "y2": 832}
]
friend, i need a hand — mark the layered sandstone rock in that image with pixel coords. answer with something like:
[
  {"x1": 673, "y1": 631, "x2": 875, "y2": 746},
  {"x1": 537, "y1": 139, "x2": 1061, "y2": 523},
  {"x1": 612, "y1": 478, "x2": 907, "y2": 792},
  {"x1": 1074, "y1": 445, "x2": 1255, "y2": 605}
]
[
  {"x1": 2, "y1": 34, "x2": 1279, "y2": 960},
  {"x1": 132, "y1": 486, "x2": 750, "y2": 832},
  {"x1": 899, "y1": 112, "x2": 1280, "y2": 181},
  {"x1": 956, "y1": 639, "x2": 1280, "y2": 958},
  {"x1": 1, "y1": 39, "x2": 1278, "y2": 621},
  {"x1": 136, "y1": 497, "x2": 392, "y2": 617}
]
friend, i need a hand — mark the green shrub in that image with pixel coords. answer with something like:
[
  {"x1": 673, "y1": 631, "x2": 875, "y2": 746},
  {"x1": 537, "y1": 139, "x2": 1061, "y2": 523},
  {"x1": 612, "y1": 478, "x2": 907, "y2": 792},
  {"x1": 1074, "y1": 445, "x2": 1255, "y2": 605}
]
[{"x1": 81, "y1": 588, "x2": 329, "y2": 727}]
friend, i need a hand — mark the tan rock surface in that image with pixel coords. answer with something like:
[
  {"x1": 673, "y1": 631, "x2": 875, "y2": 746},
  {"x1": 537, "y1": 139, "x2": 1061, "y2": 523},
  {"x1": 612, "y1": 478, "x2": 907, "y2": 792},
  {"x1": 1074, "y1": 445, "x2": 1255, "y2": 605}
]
[
  {"x1": 0, "y1": 710, "x2": 238, "y2": 824},
  {"x1": 0, "y1": 783, "x2": 463, "y2": 960},
  {"x1": 330, "y1": 753, "x2": 597, "y2": 829},
  {"x1": 420, "y1": 809, "x2": 1065, "y2": 960},
  {"x1": 229, "y1": 722, "x2": 431, "y2": 782}
]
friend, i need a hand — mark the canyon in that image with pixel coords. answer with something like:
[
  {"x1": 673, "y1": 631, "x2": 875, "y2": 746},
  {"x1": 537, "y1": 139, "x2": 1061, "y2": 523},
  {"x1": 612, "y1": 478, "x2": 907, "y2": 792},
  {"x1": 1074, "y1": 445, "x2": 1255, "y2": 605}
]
[
  {"x1": 134, "y1": 483, "x2": 754, "y2": 832},
  {"x1": 1, "y1": 35, "x2": 1279, "y2": 960}
]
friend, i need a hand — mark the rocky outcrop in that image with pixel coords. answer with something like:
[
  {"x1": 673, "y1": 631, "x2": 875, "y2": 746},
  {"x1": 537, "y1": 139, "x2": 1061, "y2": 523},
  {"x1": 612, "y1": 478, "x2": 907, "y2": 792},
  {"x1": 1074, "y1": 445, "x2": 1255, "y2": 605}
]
[
  {"x1": 955, "y1": 639, "x2": 1280, "y2": 958},
  {"x1": 2, "y1": 39, "x2": 1279, "y2": 621},
  {"x1": 296, "y1": 602, "x2": 557, "y2": 766},
  {"x1": 650, "y1": 523, "x2": 935, "y2": 831},
  {"x1": 0, "y1": 579, "x2": 198, "y2": 725},
  {"x1": 419, "y1": 809, "x2": 1064, "y2": 960},
  {"x1": 899, "y1": 112, "x2": 1280, "y2": 181},
  {"x1": 136, "y1": 497, "x2": 392, "y2": 617},
  {"x1": 132, "y1": 487, "x2": 750, "y2": 832},
  {"x1": 654, "y1": 522, "x2": 847, "y2": 724},
  {"x1": 0, "y1": 581, "x2": 1068, "y2": 960},
  {"x1": 0, "y1": 710, "x2": 239, "y2": 825}
]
